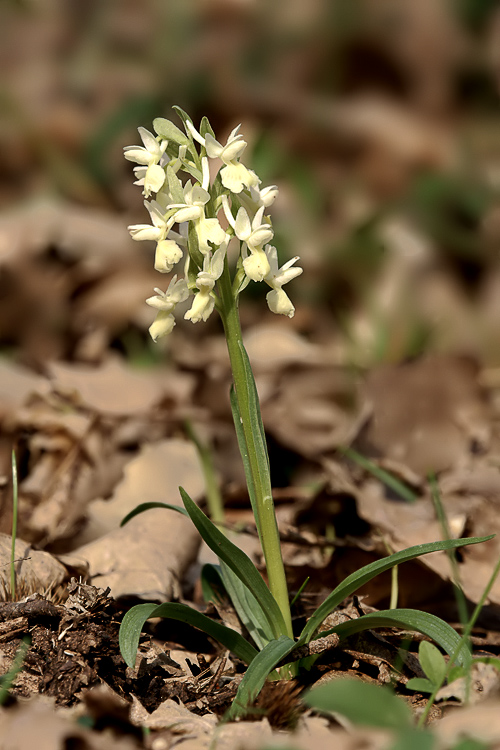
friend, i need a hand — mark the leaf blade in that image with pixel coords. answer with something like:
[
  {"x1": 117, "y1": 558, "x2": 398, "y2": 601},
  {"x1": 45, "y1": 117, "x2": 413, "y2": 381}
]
[
  {"x1": 227, "y1": 636, "x2": 297, "y2": 720},
  {"x1": 300, "y1": 535, "x2": 493, "y2": 642},
  {"x1": 321, "y1": 608, "x2": 471, "y2": 667},
  {"x1": 180, "y1": 488, "x2": 287, "y2": 639},
  {"x1": 119, "y1": 602, "x2": 258, "y2": 669},
  {"x1": 120, "y1": 502, "x2": 188, "y2": 527}
]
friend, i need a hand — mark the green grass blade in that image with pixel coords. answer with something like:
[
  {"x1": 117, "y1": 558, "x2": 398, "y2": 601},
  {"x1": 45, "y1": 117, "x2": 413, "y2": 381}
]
[
  {"x1": 227, "y1": 635, "x2": 297, "y2": 720},
  {"x1": 300, "y1": 535, "x2": 493, "y2": 643},
  {"x1": 342, "y1": 447, "x2": 418, "y2": 503},
  {"x1": 220, "y1": 562, "x2": 274, "y2": 650},
  {"x1": 180, "y1": 488, "x2": 287, "y2": 639},
  {"x1": 303, "y1": 678, "x2": 412, "y2": 730},
  {"x1": 120, "y1": 502, "x2": 189, "y2": 527},
  {"x1": 119, "y1": 602, "x2": 258, "y2": 669},
  {"x1": 320, "y1": 608, "x2": 471, "y2": 667}
]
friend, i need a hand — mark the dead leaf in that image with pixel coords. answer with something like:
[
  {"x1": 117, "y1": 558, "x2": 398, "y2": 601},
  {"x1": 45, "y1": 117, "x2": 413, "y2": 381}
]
[{"x1": 67, "y1": 440, "x2": 205, "y2": 600}]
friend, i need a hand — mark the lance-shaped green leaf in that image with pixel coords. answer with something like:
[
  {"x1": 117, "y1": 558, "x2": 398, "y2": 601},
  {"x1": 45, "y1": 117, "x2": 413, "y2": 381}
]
[
  {"x1": 321, "y1": 608, "x2": 471, "y2": 667},
  {"x1": 120, "y1": 502, "x2": 188, "y2": 527},
  {"x1": 220, "y1": 562, "x2": 274, "y2": 650},
  {"x1": 199, "y1": 116, "x2": 216, "y2": 141},
  {"x1": 227, "y1": 635, "x2": 297, "y2": 720},
  {"x1": 180, "y1": 488, "x2": 287, "y2": 639},
  {"x1": 119, "y1": 602, "x2": 258, "y2": 669},
  {"x1": 229, "y1": 340, "x2": 272, "y2": 542},
  {"x1": 300, "y1": 535, "x2": 494, "y2": 643},
  {"x1": 153, "y1": 118, "x2": 191, "y2": 147}
]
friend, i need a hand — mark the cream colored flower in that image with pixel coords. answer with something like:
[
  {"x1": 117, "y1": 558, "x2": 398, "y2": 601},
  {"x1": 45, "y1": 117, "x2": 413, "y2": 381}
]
[
  {"x1": 154, "y1": 239, "x2": 184, "y2": 273},
  {"x1": 169, "y1": 182, "x2": 225, "y2": 254},
  {"x1": 185, "y1": 241, "x2": 227, "y2": 323},
  {"x1": 124, "y1": 128, "x2": 168, "y2": 197},
  {"x1": 146, "y1": 275, "x2": 189, "y2": 341},
  {"x1": 263, "y1": 246, "x2": 302, "y2": 318}
]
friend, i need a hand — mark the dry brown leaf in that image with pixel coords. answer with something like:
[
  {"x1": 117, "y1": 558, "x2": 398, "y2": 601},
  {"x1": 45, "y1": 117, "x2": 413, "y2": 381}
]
[
  {"x1": 67, "y1": 440, "x2": 205, "y2": 600},
  {"x1": 0, "y1": 533, "x2": 66, "y2": 596},
  {"x1": 352, "y1": 479, "x2": 500, "y2": 605},
  {"x1": 361, "y1": 355, "x2": 489, "y2": 474},
  {"x1": 263, "y1": 366, "x2": 363, "y2": 457},
  {"x1": 0, "y1": 360, "x2": 49, "y2": 419},
  {"x1": 0, "y1": 696, "x2": 136, "y2": 750},
  {"x1": 436, "y1": 700, "x2": 500, "y2": 746},
  {"x1": 48, "y1": 357, "x2": 167, "y2": 416}
]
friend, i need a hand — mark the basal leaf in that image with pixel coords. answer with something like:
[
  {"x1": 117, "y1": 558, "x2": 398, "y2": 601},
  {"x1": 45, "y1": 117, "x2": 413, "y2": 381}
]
[
  {"x1": 119, "y1": 601, "x2": 258, "y2": 669},
  {"x1": 300, "y1": 535, "x2": 493, "y2": 642},
  {"x1": 120, "y1": 502, "x2": 188, "y2": 527},
  {"x1": 180, "y1": 488, "x2": 287, "y2": 639},
  {"x1": 304, "y1": 678, "x2": 412, "y2": 730},
  {"x1": 200, "y1": 563, "x2": 226, "y2": 605},
  {"x1": 320, "y1": 609, "x2": 471, "y2": 667},
  {"x1": 220, "y1": 562, "x2": 274, "y2": 650},
  {"x1": 227, "y1": 636, "x2": 297, "y2": 720},
  {"x1": 119, "y1": 603, "x2": 159, "y2": 668}
]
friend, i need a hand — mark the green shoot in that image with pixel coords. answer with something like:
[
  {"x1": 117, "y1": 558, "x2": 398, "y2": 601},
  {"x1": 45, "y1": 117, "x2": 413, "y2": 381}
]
[
  {"x1": 10, "y1": 449, "x2": 18, "y2": 601},
  {"x1": 342, "y1": 446, "x2": 418, "y2": 503}
]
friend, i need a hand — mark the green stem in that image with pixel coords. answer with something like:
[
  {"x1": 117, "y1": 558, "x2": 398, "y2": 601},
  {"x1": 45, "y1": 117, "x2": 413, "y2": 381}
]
[
  {"x1": 217, "y1": 260, "x2": 293, "y2": 640},
  {"x1": 10, "y1": 449, "x2": 18, "y2": 601}
]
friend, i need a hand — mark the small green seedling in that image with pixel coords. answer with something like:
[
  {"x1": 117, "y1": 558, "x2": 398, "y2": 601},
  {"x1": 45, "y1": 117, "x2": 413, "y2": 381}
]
[
  {"x1": 119, "y1": 109, "x2": 494, "y2": 718},
  {"x1": 407, "y1": 640, "x2": 452, "y2": 695}
]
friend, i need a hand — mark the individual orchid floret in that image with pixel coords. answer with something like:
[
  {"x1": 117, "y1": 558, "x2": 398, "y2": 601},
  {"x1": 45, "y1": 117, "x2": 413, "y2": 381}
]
[
  {"x1": 206, "y1": 126, "x2": 259, "y2": 192},
  {"x1": 128, "y1": 200, "x2": 170, "y2": 242},
  {"x1": 124, "y1": 127, "x2": 168, "y2": 197},
  {"x1": 185, "y1": 241, "x2": 227, "y2": 323},
  {"x1": 187, "y1": 120, "x2": 259, "y2": 194},
  {"x1": 234, "y1": 206, "x2": 274, "y2": 252},
  {"x1": 146, "y1": 275, "x2": 189, "y2": 311},
  {"x1": 169, "y1": 182, "x2": 209, "y2": 223},
  {"x1": 146, "y1": 275, "x2": 189, "y2": 341},
  {"x1": 243, "y1": 249, "x2": 271, "y2": 283},
  {"x1": 169, "y1": 181, "x2": 225, "y2": 254},
  {"x1": 239, "y1": 184, "x2": 280, "y2": 216},
  {"x1": 263, "y1": 246, "x2": 303, "y2": 318}
]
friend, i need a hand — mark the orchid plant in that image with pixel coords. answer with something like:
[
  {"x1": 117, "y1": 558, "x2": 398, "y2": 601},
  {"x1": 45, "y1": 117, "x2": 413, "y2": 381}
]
[{"x1": 119, "y1": 109, "x2": 492, "y2": 719}]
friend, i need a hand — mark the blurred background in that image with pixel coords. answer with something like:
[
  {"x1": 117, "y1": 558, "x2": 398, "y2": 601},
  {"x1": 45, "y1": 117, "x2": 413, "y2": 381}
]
[{"x1": 1, "y1": 0, "x2": 500, "y2": 368}]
